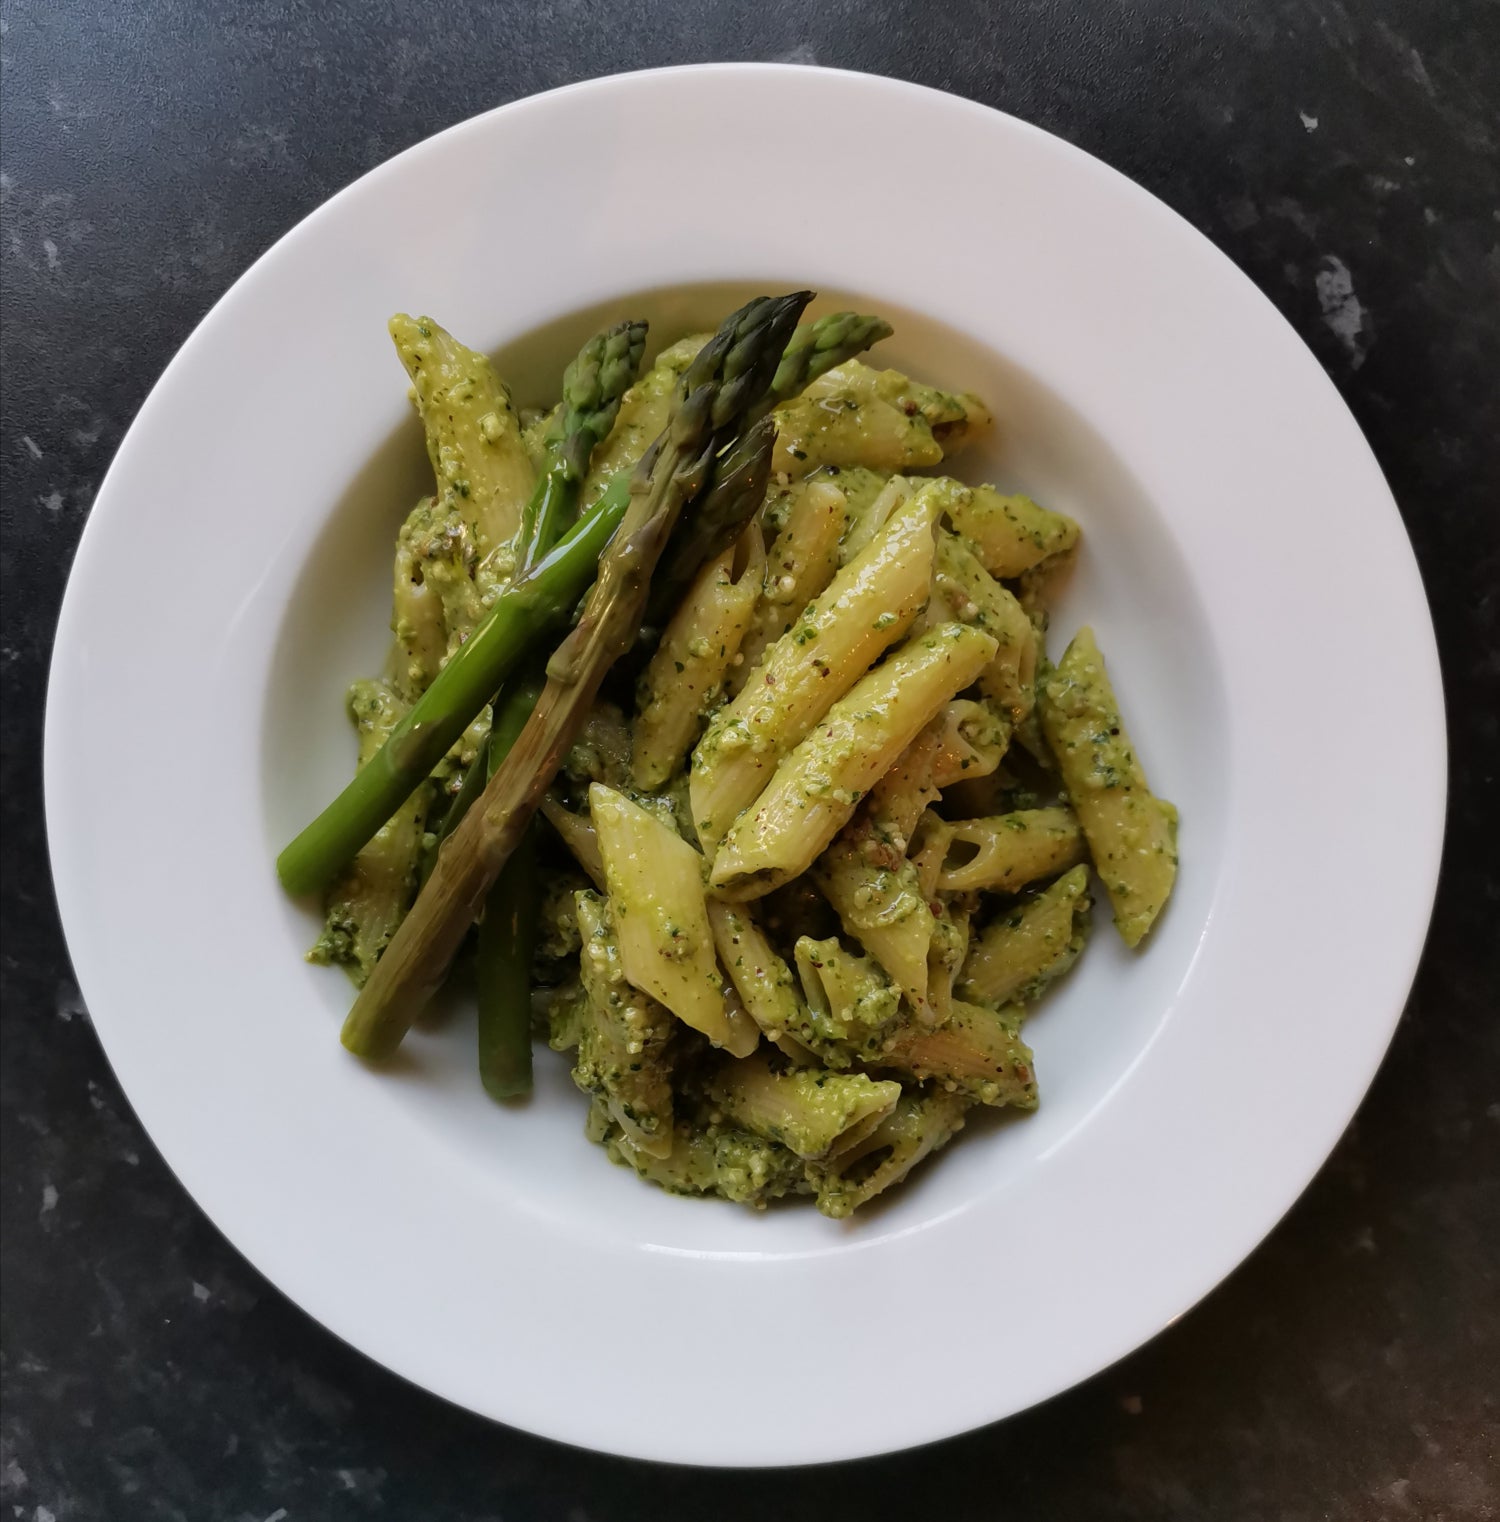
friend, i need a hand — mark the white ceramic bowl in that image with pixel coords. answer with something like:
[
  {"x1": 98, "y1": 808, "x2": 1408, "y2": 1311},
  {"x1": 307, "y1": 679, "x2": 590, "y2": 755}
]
[{"x1": 45, "y1": 64, "x2": 1444, "y2": 1465}]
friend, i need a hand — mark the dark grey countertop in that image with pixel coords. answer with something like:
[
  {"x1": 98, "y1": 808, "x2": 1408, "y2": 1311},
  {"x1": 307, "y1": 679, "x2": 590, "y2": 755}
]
[{"x1": 3, "y1": 2, "x2": 1497, "y2": 1518}]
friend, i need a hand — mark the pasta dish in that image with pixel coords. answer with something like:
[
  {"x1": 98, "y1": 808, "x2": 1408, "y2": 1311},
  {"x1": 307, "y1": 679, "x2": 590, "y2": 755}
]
[{"x1": 276, "y1": 293, "x2": 1178, "y2": 1216}]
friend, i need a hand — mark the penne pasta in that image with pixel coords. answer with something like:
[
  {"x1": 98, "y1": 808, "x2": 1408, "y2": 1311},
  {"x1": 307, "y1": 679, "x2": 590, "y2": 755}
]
[
  {"x1": 632, "y1": 527, "x2": 765, "y2": 789},
  {"x1": 837, "y1": 473, "x2": 912, "y2": 568},
  {"x1": 814, "y1": 828, "x2": 936, "y2": 1020},
  {"x1": 704, "y1": 1049, "x2": 901, "y2": 1161},
  {"x1": 883, "y1": 1000, "x2": 1037, "y2": 1108},
  {"x1": 924, "y1": 900, "x2": 971, "y2": 1026},
  {"x1": 824, "y1": 467, "x2": 895, "y2": 564},
  {"x1": 909, "y1": 808, "x2": 950, "y2": 901},
  {"x1": 929, "y1": 806, "x2": 1086, "y2": 895},
  {"x1": 942, "y1": 482, "x2": 1080, "y2": 580},
  {"x1": 709, "y1": 622, "x2": 999, "y2": 899},
  {"x1": 595, "y1": 1101, "x2": 810, "y2": 1207},
  {"x1": 813, "y1": 699, "x2": 1005, "y2": 1020},
  {"x1": 519, "y1": 401, "x2": 559, "y2": 474},
  {"x1": 388, "y1": 313, "x2": 535, "y2": 568},
  {"x1": 590, "y1": 784, "x2": 759, "y2": 1055},
  {"x1": 732, "y1": 478, "x2": 848, "y2": 688},
  {"x1": 539, "y1": 794, "x2": 607, "y2": 889},
  {"x1": 811, "y1": 1087, "x2": 971, "y2": 1219},
  {"x1": 793, "y1": 936, "x2": 904, "y2": 1065},
  {"x1": 388, "y1": 497, "x2": 452, "y2": 697},
  {"x1": 932, "y1": 530, "x2": 1038, "y2": 727},
  {"x1": 575, "y1": 892, "x2": 677, "y2": 1158},
  {"x1": 579, "y1": 333, "x2": 710, "y2": 510},
  {"x1": 690, "y1": 480, "x2": 948, "y2": 850},
  {"x1": 958, "y1": 865, "x2": 1092, "y2": 1007},
  {"x1": 706, "y1": 900, "x2": 809, "y2": 1055},
  {"x1": 1040, "y1": 627, "x2": 1178, "y2": 947},
  {"x1": 773, "y1": 360, "x2": 992, "y2": 477},
  {"x1": 870, "y1": 698, "x2": 1010, "y2": 844},
  {"x1": 773, "y1": 361, "x2": 946, "y2": 476}
]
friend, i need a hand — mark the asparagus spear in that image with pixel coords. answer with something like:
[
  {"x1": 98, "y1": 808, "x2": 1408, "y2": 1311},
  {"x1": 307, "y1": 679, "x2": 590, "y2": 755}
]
[
  {"x1": 764, "y1": 311, "x2": 894, "y2": 412},
  {"x1": 475, "y1": 669, "x2": 546, "y2": 1098},
  {"x1": 640, "y1": 312, "x2": 891, "y2": 625},
  {"x1": 643, "y1": 416, "x2": 776, "y2": 630},
  {"x1": 279, "y1": 324, "x2": 649, "y2": 899},
  {"x1": 277, "y1": 487, "x2": 629, "y2": 897},
  {"x1": 521, "y1": 318, "x2": 647, "y2": 570},
  {"x1": 470, "y1": 326, "x2": 649, "y2": 1096},
  {"x1": 412, "y1": 333, "x2": 646, "y2": 1088},
  {"x1": 341, "y1": 291, "x2": 813, "y2": 1059},
  {"x1": 407, "y1": 326, "x2": 646, "y2": 1090}
]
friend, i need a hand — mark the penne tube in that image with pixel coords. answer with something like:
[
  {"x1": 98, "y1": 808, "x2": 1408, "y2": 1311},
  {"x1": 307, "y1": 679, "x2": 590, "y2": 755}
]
[
  {"x1": 930, "y1": 806, "x2": 1086, "y2": 895},
  {"x1": 388, "y1": 497, "x2": 450, "y2": 698},
  {"x1": 924, "y1": 900, "x2": 971, "y2": 1026},
  {"x1": 388, "y1": 314, "x2": 535, "y2": 566},
  {"x1": 1040, "y1": 627, "x2": 1178, "y2": 947},
  {"x1": 826, "y1": 467, "x2": 896, "y2": 565},
  {"x1": 811, "y1": 1087, "x2": 972, "y2": 1219},
  {"x1": 732, "y1": 478, "x2": 848, "y2": 689},
  {"x1": 792, "y1": 935, "x2": 903, "y2": 1064},
  {"x1": 837, "y1": 474, "x2": 912, "y2": 567},
  {"x1": 709, "y1": 623, "x2": 998, "y2": 899},
  {"x1": 908, "y1": 809, "x2": 950, "y2": 901},
  {"x1": 632, "y1": 527, "x2": 764, "y2": 789},
  {"x1": 690, "y1": 480, "x2": 949, "y2": 849},
  {"x1": 959, "y1": 865, "x2": 1092, "y2": 1007},
  {"x1": 704, "y1": 1049, "x2": 901, "y2": 1161},
  {"x1": 942, "y1": 482, "x2": 1080, "y2": 579},
  {"x1": 579, "y1": 333, "x2": 709, "y2": 509},
  {"x1": 773, "y1": 361, "x2": 946, "y2": 477},
  {"x1": 574, "y1": 892, "x2": 677, "y2": 1158},
  {"x1": 596, "y1": 1102, "x2": 809, "y2": 1207},
  {"x1": 590, "y1": 784, "x2": 759, "y2": 1055},
  {"x1": 706, "y1": 900, "x2": 809, "y2": 1055},
  {"x1": 870, "y1": 698, "x2": 1010, "y2": 844},
  {"x1": 932, "y1": 530, "x2": 1038, "y2": 727},
  {"x1": 539, "y1": 794, "x2": 606, "y2": 889},
  {"x1": 815, "y1": 836, "x2": 935, "y2": 1019},
  {"x1": 773, "y1": 361, "x2": 991, "y2": 478},
  {"x1": 883, "y1": 1000, "x2": 1037, "y2": 1108}
]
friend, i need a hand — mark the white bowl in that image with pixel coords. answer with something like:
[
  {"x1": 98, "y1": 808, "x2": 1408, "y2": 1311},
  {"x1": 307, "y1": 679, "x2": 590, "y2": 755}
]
[{"x1": 45, "y1": 64, "x2": 1444, "y2": 1466}]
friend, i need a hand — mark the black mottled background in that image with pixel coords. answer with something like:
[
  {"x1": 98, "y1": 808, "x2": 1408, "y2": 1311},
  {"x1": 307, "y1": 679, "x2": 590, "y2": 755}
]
[{"x1": 3, "y1": 2, "x2": 1497, "y2": 1518}]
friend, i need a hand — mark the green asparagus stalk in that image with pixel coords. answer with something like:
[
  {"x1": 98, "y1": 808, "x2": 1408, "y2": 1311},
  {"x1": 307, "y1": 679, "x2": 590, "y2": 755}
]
[
  {"x1": 644, "y1": 417, "x2": 777, "y2": 629},
  {"x1": 475, "y1": 669, "x2": 546, "y2": 1098},
  {"x1": 469, "y1": 323, "x2": 651, "y2": 1097},
  {"x1": 277, "y1": 485, "x2": 629, "y2": 897},
  {"x1": 763, "y1": 310, "x2": 894, "y2": 412},
  {"x1": 520, "y1": 318, "x2": 647, "y2": 570},
  {"x1": 340, "y1": 291, "x2": 813, "y2": 1058},
  {"x1": 641, "y1": 312, "x2": 890, "y2": 627},
  {"x1": 477, "y1": 828, "x2": 538, "y2": 1096}
]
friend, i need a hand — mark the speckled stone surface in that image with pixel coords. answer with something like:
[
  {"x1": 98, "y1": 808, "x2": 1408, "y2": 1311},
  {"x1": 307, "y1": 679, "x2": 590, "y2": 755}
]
[{"x1": 3, "y1": 2, "x2": 1498, "y2": 1517}]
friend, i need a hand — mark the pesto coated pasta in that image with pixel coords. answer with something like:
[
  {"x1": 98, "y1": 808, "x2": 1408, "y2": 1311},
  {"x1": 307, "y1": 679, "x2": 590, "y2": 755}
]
[{"x1": 295, "y1": 299, "x2": 1178, "y2": 1218}]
